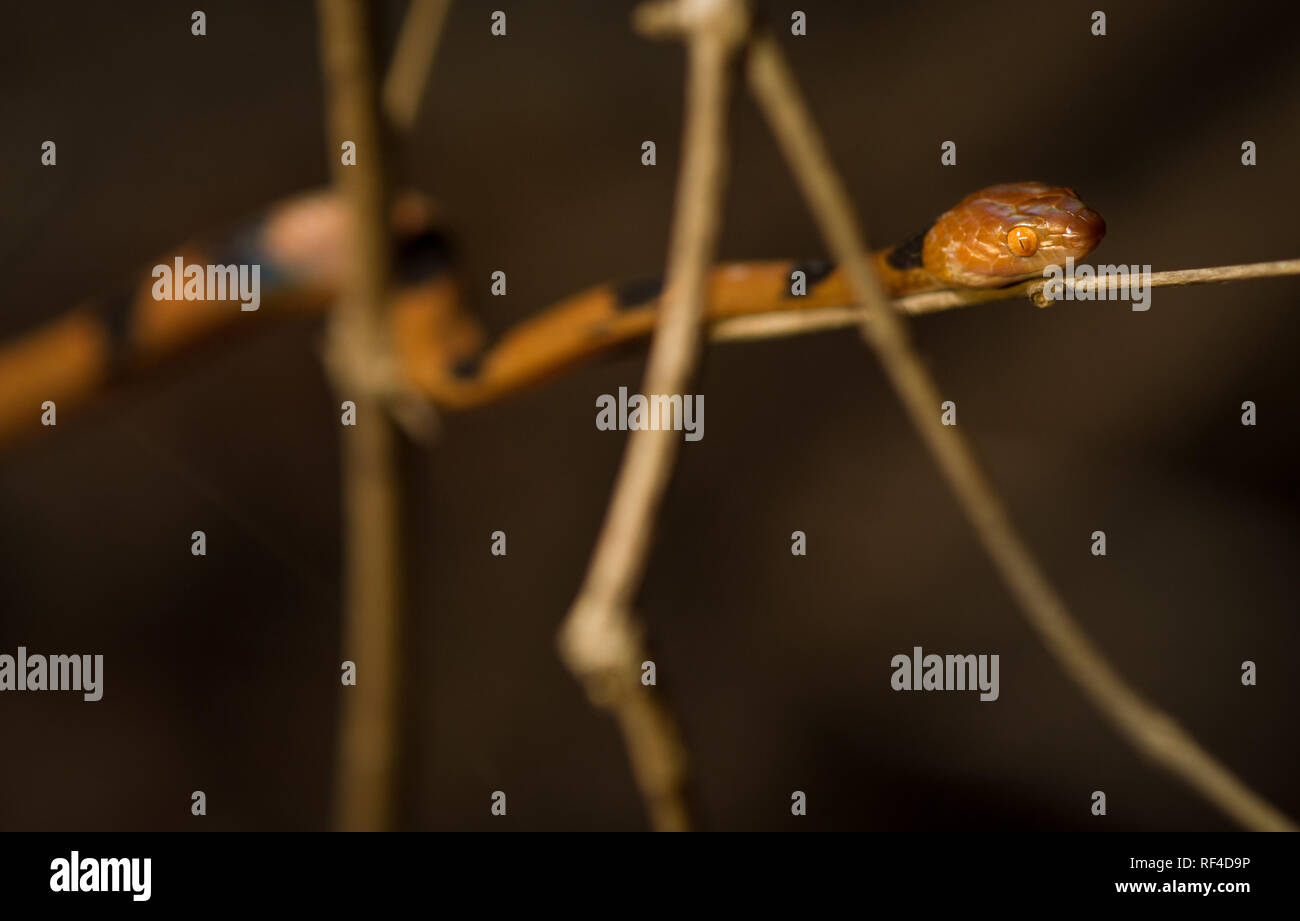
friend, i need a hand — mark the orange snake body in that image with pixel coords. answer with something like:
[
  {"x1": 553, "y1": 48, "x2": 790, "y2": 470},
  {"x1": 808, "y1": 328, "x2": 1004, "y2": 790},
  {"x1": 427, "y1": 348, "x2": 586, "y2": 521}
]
[{"x1": 0, "y1": 182, "x2": 1103, "y2": 443}]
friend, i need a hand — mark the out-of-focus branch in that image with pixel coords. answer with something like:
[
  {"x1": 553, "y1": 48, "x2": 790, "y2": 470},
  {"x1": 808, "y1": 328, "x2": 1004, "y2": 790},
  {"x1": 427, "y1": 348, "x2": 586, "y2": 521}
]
[
  {"x1": 317, "y1": 0, "x2": 406, "y2": 833},
  {"x1": 745, "y1": 28, "x2": 1297, "y2": 833},
  {"x1": 382, "y1": 0, "x2": 452, "y2": 133},
  {"x1": 557, "y1": 0, "x2": 750, "y2": 832}
]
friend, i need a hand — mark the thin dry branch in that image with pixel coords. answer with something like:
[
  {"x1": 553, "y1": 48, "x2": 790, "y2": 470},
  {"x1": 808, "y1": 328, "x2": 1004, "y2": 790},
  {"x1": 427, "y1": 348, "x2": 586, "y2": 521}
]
[
  {"x1": 317, "y1": 0, "x2": 406, "y2": 833},
  {"x1": 713, "y1": 258, "x2": 1300, "y2": 341},
  {"x1": 382, "y1": 0, "x2": 452, "y2": 133},
  {"x1": 557, "y1": 0, "x2": 750, "y2": 832},
  {"x1": 745, "y1": 29, "x2": 1297, "y2": 832}
]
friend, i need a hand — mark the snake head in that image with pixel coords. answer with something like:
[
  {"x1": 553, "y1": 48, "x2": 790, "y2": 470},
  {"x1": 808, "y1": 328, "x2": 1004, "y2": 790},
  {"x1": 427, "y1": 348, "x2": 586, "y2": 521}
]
[{"x1": 921, "y1": 182, "x2": 1106, "y2": 288}]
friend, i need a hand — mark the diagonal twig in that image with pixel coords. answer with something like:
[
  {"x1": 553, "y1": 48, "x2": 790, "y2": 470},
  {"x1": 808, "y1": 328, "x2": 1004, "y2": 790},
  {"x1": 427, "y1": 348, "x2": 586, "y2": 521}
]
[
  {"x1": 383, "y1": 0, "x2": 453, "y2": 133},
  {"x1": 745, "y1": 27, "x2": 1297, "y2": 832}
]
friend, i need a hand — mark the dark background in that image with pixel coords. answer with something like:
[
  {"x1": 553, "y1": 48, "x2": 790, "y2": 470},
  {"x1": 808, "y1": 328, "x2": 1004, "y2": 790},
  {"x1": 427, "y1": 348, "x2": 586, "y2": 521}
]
[{"x1": 1, "y1": 1, "x2": 1297, "y2": 830}]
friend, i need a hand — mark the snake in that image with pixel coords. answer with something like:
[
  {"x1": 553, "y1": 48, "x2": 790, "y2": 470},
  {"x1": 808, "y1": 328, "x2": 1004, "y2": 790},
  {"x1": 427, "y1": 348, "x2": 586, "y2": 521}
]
[{"x1": 0, "y1": 181, "x2": 1103, "y2": 444}]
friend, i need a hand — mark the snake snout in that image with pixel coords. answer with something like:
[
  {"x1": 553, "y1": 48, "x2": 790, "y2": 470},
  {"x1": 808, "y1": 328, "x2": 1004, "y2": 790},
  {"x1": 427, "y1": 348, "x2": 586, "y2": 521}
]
[{"x1": 1045, "y1": 190, "x2": 1106, "y2": 263}]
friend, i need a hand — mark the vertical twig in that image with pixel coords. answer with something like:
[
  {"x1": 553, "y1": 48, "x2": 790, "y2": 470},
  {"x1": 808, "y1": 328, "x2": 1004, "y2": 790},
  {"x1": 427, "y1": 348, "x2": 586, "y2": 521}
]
[
  {"x1": 317, "y1": 0, "x2": 405, "y2": 832},
  {"x1": 557, "y1": 0, "x2": 750, "y2": 832},
  {"x1": 745, "y1": 30, "x2": 1296, "y2": 832}
]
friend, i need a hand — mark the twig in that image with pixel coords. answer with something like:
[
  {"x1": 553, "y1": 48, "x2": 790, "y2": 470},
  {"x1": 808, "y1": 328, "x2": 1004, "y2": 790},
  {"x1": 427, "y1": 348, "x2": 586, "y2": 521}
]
[
  {"x1": 557, "y1": 0, "x2": 750, "y2": 832},
  {"x1": 1025, "y1": 259, "x2": 1300, "y2": 307},
  {"x1": 382, "y1": 0, "x2": 453, "y2": 133},
  {"x1": 317, "y1": 0, "x2": 406, "y2": 833},
  {"x1": 745, "y1": 29, "x2": 1297, "y2": 832},
  {"x1": 713, "y1": 258, "x2": 1300, "y2": 341}
]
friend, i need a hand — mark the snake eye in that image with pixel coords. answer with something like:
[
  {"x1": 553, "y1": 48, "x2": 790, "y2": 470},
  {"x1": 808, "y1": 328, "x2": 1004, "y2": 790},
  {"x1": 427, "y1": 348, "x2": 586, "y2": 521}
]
[{"x1": 1006, "y1": 225, "x2": 1039, "y2": 257}]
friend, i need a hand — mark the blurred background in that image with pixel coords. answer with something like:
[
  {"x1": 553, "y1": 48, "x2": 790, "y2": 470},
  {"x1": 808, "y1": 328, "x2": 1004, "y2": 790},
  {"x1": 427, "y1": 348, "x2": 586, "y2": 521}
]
[{"x1": 1, "y1": 0, "x2": 1297, "y2": 830}]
